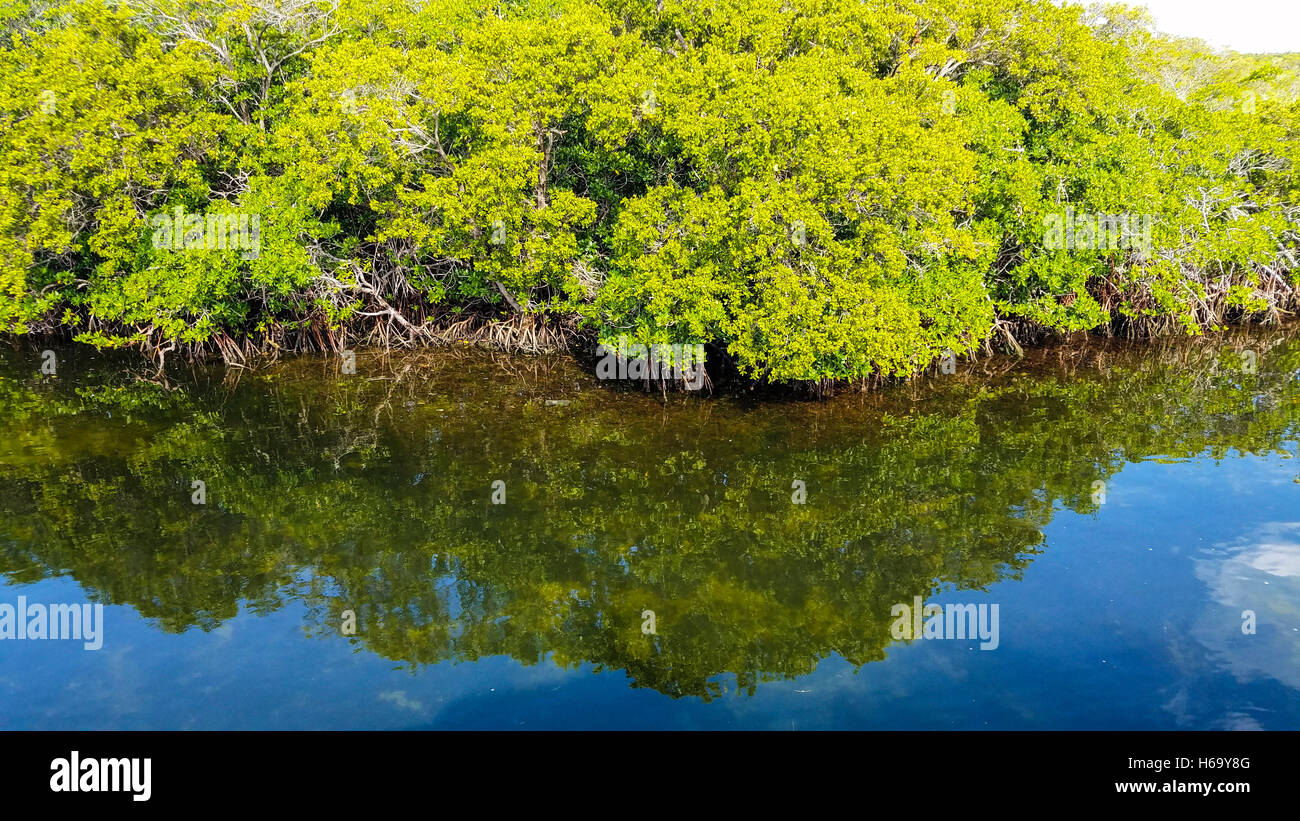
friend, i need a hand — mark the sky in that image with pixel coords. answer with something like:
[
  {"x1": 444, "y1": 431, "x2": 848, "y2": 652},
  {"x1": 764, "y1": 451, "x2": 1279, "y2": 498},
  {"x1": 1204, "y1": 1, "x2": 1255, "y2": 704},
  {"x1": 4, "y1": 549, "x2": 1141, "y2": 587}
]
[{"x1": 1085, "y1": 0, "x2": 1300, "y2": 54}]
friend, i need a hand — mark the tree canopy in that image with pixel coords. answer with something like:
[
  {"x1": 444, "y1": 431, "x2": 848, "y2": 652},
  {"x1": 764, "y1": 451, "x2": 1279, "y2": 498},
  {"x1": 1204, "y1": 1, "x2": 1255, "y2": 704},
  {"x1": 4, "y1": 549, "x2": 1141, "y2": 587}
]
[{"x1": 1, "y1": 0, "x2": 1297, "y2": 383}]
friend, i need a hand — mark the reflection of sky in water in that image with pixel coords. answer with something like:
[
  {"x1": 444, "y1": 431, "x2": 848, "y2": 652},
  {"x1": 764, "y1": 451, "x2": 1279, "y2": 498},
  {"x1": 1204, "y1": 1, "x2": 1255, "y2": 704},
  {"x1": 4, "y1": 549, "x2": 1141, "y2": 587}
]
[
  {"x1": 1193, "y1": 521, "x2": 1300, "y2": 691},
  {"x1": 2, "y1": 445, "x2": 1297, "y2": 729}
]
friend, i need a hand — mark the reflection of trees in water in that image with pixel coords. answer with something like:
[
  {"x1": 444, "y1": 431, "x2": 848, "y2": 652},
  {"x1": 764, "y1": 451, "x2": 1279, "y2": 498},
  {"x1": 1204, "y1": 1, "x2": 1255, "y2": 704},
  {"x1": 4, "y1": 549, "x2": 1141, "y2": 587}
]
[{"x1": 1, "y1": 330, "x2": 1299, "y2": 697}]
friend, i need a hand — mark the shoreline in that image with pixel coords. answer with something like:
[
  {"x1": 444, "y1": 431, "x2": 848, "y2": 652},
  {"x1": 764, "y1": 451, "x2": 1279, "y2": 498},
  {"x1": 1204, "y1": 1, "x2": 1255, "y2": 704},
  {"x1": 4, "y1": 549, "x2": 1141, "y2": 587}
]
[{"x1": 7, "y1": 315, "x2": 1297, "y2": 402}]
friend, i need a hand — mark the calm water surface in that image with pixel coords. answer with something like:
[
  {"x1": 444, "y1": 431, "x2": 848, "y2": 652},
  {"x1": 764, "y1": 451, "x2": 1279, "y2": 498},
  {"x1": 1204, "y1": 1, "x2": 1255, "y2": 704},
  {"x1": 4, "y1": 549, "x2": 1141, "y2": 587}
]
[{"x1": 2, "y1": 330, "x2": 1299, "y2": 729}]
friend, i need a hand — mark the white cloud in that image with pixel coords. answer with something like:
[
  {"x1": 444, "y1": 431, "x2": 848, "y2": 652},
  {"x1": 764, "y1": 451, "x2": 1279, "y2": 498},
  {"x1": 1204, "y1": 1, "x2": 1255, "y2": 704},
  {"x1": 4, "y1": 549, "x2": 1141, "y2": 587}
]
[{"x1": 1073, "y1": 0, "x2": 1300, "y2": 53}]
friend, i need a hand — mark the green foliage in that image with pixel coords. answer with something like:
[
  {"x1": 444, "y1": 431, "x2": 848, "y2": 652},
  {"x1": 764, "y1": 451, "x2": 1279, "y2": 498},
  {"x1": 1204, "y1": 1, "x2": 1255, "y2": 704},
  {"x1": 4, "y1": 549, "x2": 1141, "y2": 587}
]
[{"x1": 1, "y1": 0, "x2": 1297, "y2": 382}]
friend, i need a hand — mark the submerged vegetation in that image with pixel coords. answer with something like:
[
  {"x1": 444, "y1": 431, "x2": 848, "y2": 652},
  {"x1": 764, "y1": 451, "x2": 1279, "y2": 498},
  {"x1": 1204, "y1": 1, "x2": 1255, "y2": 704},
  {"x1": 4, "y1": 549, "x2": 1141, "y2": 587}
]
[{"x1": 1, "y1": 0, "x2": 1299, "y2": 385}]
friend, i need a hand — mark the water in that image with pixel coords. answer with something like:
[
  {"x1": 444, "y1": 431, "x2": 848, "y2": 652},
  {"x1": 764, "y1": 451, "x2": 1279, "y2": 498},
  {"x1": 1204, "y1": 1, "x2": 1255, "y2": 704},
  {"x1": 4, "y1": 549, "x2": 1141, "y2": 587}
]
[{"x1": 1, "y1": 330, "x2": 1298, "y2": 729}]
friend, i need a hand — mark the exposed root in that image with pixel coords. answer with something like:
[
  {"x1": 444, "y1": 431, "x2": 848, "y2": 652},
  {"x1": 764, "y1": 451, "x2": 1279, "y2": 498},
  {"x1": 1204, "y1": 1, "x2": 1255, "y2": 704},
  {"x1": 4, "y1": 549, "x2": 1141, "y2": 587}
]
[{"x1": 12, "y1": 260, "x2": 1299, "y2": 399}]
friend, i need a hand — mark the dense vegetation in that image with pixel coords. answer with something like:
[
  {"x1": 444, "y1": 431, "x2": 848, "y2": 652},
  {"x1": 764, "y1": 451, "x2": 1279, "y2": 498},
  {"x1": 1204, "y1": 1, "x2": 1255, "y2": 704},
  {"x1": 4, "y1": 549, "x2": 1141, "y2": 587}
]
[
  {"x1": 2, "y1": 0, "x2": 1298, "y2": 383},
  {"x1": 2, "y1": 330, "x2": 1298, "y2": 695}
]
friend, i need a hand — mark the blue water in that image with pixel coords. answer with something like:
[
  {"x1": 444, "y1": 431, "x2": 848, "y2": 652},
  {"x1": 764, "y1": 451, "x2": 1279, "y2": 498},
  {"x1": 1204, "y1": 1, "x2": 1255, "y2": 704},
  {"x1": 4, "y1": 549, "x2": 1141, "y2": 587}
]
[{"x1": 1, "y1": 336, "x2": 1298, "y2": 729}]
